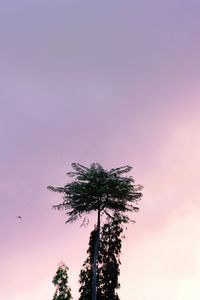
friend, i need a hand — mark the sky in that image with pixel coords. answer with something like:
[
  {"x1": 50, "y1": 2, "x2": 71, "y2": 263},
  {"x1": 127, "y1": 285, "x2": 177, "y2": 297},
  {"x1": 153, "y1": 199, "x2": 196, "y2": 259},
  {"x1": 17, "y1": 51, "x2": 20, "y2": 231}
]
[{"x1": 0, "y1": 1, "x2": 200, "y2": 299}]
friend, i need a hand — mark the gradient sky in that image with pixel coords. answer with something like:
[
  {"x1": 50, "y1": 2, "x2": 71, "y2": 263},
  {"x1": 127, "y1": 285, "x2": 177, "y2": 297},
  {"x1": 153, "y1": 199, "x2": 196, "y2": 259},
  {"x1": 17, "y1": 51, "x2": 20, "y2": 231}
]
[{"x1": 1, "y1": 1, "x2": 200, "y2": 299}]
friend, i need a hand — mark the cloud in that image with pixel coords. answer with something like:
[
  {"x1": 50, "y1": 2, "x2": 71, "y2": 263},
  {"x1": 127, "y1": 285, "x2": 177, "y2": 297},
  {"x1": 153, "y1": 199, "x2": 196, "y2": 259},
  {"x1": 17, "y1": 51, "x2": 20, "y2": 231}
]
[{"x1": 119, "y1": 118, "x2": 200, "y2": 299}]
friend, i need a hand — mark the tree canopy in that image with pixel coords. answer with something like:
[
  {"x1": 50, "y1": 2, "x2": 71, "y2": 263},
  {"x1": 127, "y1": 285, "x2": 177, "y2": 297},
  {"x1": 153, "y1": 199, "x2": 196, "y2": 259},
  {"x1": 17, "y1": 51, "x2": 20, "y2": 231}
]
[{"x1": 47, "y1": 163, "x2": 142, "y2": 223}]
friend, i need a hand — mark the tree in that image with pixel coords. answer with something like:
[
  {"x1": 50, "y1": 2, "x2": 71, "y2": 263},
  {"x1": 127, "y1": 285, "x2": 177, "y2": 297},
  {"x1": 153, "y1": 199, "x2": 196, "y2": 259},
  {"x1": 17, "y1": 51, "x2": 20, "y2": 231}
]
[
  {"x1": 52, "y1": 262, "x2": 72, "y2": 300},
  {"x1": 79, "y1": 214, "x2": 127, "y2": 300},
  {"x1": 47, "y1": 163, "x2": 142, "y2": 300},
  {"x1": 79, "y1": 229, "x2": 96, "y2": 300},
  {"x1": 98, "y1": 214, "x2": 124, "y2": 299}
]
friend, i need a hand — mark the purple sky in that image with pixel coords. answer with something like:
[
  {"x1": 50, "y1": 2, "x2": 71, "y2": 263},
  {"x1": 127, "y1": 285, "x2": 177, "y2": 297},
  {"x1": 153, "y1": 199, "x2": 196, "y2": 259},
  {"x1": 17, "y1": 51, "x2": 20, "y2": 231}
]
[{"x1": 1, "y1": 1, "x2": 200, "y2": 299}]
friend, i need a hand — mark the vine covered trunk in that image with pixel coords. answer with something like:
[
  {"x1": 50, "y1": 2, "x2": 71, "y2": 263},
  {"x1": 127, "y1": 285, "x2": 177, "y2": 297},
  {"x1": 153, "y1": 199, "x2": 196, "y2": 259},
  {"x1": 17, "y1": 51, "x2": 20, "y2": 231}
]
[{"x1": 92, "y1": 204, "x2": 101, "y2": 300}]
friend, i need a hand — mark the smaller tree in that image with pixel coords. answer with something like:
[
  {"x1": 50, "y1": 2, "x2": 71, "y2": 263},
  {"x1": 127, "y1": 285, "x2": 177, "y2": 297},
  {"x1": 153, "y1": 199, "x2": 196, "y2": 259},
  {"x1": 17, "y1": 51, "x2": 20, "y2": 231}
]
[
  {"x1": 52, "y1": 262, "x2": 73, "y2": 300},
  {"x1": 97, "y1": 214, "x2": 124, "y2": 299},
  {"x1": 79, "y1": 230, "x2": 96, "y2": 299},
  {"x1": 79, "y1": 213, "x2": 127, "y2": 299}
]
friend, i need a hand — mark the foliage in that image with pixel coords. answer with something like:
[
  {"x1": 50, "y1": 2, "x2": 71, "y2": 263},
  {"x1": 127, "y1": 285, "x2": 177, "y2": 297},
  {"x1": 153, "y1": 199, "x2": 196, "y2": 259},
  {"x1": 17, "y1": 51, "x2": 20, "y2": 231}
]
[
  {"x1": 47, "y1": 163, "x2": 142, "y2": 224},
  {"x1": 79, "y1": 229, "x2": 96, "y2": 300},
  {"x1": 52, "y1": 262, "x2": 72, "y2": 300},
  {"x1": 79, "y1": 214, "x2": 127, "y2": 300}
]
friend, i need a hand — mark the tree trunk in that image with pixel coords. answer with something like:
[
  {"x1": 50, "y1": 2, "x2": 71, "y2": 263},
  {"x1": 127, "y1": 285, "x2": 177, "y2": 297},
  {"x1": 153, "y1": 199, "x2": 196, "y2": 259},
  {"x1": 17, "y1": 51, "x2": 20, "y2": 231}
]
[{"x1": 92, "y1": 205, "x2": 101, "y2": 300}]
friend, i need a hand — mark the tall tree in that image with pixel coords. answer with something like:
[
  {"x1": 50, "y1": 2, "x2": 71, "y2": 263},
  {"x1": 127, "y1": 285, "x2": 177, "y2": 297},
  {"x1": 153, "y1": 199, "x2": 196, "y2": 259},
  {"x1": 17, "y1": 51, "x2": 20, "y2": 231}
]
[
  {"x1": 79, "y1": 214, "x2": 127, "y2": 300},
  {"x1": 52, "y1": 262, "x2": 72, "y2": 300},
  {"x1": 47, "y1": 163, "x2": 142, "y2": 300}
]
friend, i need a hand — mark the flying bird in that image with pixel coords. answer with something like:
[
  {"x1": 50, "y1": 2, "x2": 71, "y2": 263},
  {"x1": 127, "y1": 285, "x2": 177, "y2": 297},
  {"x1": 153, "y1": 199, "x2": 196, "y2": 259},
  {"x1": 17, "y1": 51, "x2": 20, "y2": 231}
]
[{"x1": 17, "y1": 216, "x2": 22, "y2": 220}]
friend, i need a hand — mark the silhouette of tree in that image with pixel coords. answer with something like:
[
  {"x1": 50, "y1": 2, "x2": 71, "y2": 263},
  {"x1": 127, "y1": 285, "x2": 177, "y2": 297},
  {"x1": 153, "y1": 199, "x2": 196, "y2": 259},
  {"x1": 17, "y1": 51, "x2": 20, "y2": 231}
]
[
  {"x1": 52, "y1": 262, "x2": 72, "y2": 300},
  {"x1": 48, "y1": 163, "x2": 142, "y2": 300},
  {"x1": 79, "y1": 213, "x2": 127, "y2": 299},
  {"x1": 79, "y1": 229, "x2": 95, "y2": 300}
]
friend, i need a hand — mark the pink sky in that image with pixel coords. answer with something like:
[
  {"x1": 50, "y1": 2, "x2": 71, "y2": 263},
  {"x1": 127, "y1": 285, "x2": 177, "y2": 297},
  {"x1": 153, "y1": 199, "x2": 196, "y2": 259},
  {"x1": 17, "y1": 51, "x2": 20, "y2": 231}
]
[{"x1": 1, "y1": 1, "x2": 200, "y2": 299}]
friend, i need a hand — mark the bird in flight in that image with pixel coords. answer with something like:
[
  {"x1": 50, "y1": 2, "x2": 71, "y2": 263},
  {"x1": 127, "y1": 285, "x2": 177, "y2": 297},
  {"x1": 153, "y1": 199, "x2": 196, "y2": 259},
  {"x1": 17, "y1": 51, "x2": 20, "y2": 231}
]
[{"x1": 17, "y1": 216, "x2": 22, "y2": 220}]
